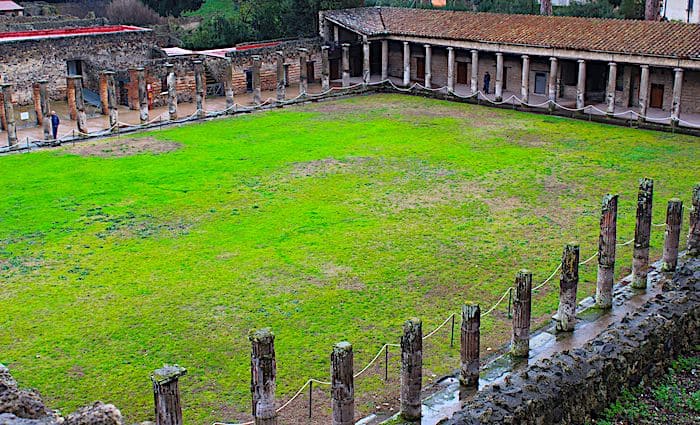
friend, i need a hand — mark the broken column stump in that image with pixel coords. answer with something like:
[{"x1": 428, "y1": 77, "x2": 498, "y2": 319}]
[
  {"x1": 69, "y1": 75, "x2": 88, "y2": 137},
  {"x1": 1, "y1": 84, "x2": 17, "y2": 147},
  {"x1": 136, "y1": 67, "x2": 149, "y2": 124},
  {"x1": 224, "y1": 58, "x2": 234, "y2": 113},
  {"x1": 632, "y1": 178, "x2": 654, "y2": 289},
  {"x1": 298, "y1": 48, "x2": 308, "y2": 97},
  {"x1": 105, "y1": 71, "x2": 118, "y2": 132},
  {"x1": 331, "y1": 341, "x2": 354, "y2": 425},
  {"x1": 151, "y1": 365, "x2": 187, "y2": 425},
  {"x1": 250, "y1": 328, "x2": 277, "y2": 425},
  {"x1": 460, "y1": 304, "x2": 480, "y2": 388},
  {"x1": 194, "y1": 60, "x2": 205, "y2": 118},
  {"x1": 38, "y1": 79, "x2": 51, "y2": 140},
  {"x1": 275, "y1": 51, "x2": 286, "y2": 102},
  {"x1": 511, "y1": 270, "x2": 532, "y2": 356},
  {"x1": 661, "y1": 199, "x2": 683, "y2": 272},
  {"x1": 400, "y1": 318, "x2": 422, "y2": 422},
  {"x1": 252, "y1": 55, "x2": 262, "y2": 105},
  {"x1": 689, "y1": 184, "x2": 700, "y2": 256},
  {"x1": 556, "y1": 243, "x2": 579, "y2": 332},
  {"x1": 595, "y1": 194, "x2": 618, "y2": 309}
]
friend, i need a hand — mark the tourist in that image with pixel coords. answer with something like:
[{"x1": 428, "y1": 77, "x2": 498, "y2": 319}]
[
  {"x1": 484, "y1": 72, "x2": 491, "y2": 94},
  {"x1": 50, "y1": 111, "x2": 59, "y2": 140}
]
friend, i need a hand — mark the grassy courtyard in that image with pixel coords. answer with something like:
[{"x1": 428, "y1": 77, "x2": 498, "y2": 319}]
[{"x1": 0, "y1": 94, "x2": 698, "y2": 423}]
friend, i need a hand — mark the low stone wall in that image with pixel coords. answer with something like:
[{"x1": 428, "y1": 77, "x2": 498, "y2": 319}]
[{"x1": 445, "y1": 256, "x2": 700, "y2": 425}]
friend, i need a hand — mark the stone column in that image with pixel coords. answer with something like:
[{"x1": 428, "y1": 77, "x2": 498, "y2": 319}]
[
  {"x1": 688, "y1": 185, "x2": 700, "y2": 256},
  {"x1": 275, "y1": 51, "x2": 286, "y2": 102},
  {"x1": 400, "y1": 318, "x2": 422, "y2": 422},
  {"x1": 38, "y1": 80, "x2": 51, "y2": 140},
  {"x1": 606, "y1": 62, "x2": 617, "y2": 116},
  {"x1": 321, "y1": 45, "x2": 330, "y2": 91},
  {"x1": 0, "y1": 91, "x2": 5, "y2": 132},
  {"x1": 66, "y1": 76, "x2": 77, "y2": 120},
  {"x1": 152, "y1": 365, "x2": 187, "y2": 425},
  {"x1": 136, "y1": 67, "x2": 149, "y2": 124},
  {"x1": 495, "y1": 52, "x2": 504, "y2": 101},
  {"x1": 541, "y1": 0, "x2": 553, "y2": 15},
  {"x1": 250, "y1": 329, "x2": 277, "y2": 425},
  {"x1": 165, "y1": 64, "x2": 177, "y2": 120},
  {"x1": 470, "y1": 50, "x2": 479, "y2": 93},
  {"x1": 105, "y1": 71, "x2": 118, "y2": 131},
  {"x1": 576, "y1": 60, "x2": 586, "y2": 110},
  {"x1": 333, "y1": 25, "x2": 339, "y2": 43},
  {"x1": 194, "y1": 60, "x2": 205, "y2": 118},
  {"x1": 424, "y1": 44, "x2": 432, "y2": 88},
  {"x1": 632, "y1": 178, "x2": 654, "y2": 289},
  {"x1": 511, "y1": 270, "x2": 532, "y2": 357},
  {"x1": 381, "y1": 40, "x2": 389, "y2": 81},
  {"x1": 548, "y1": 57, "x2": 558, "y2": 110},
  {"x1": 447, "y1": 47, "x2": 455, "y2": 93},
  {"x1": 1, "y1": 84, "x2": 18, "y2": 147},
  {"x1": 341, "y1": 43, "x2": 351, "y2": 88},
  {"x1": 661, "y1": 199, "x2": 683, "y2": 272},
  {"x1": 252, "y1": 55, "x2": 262, "y2": 104},
  {"x1": 595, "y1": 194, "x2": 618, "y2": 309},
  {"x1": 224, "y1": 58, "x2": 234, "y2": 113},
  {"x1": 331, "y1": 342, "x2": 354, "y2": 425},
  {"x1": 639, "y1": 65, "x2": 650, "y2": 121},
  {"x1": 362, "y1": 41, "x2": 371, "y2": 85},
  {"x1": 671, "y1": 68, "x2": 684, "y2": 123},
  {"x1": 68, "y1": 75, "x2": 88, "y2": 136},
  {"x1": 32, "y1": 83, "x2": 42, "y2": 126},
  {"x1": 556, "y1": 244, "x2": 579, "y2": 332},
  {"x1": 460, "y1": 304, "x2": 480, "y2": 388},
  {"x1": 521, "y1": 55, "x2": 530, "y2": 104},
  {"x1": 299, "y1": 48, "x2": 309, "y2": 96},
  {"x1": 98, "y1": 71, "x2": 109, "y2": 115},
  {"x1": 403, "y1": 41, "x2": 411, "y2": 87}
]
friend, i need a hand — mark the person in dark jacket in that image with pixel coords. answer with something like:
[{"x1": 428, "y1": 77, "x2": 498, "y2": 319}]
[
  {"x1": 50, "y1": 111, "x2": 59, "y2": 140},
  {"x1": 483, "y1": 72, "x2": 491, "y2": 94}
]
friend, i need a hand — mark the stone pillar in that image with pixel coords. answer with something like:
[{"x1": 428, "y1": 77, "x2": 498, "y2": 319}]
[
  {"x1": 331, "y1": 342, "x2": 354, "y2": 425},
  {"x1": 194, "y1": 60, "x2": 205, "y2": 118},
  {"x1": 250, "y1": 329, "x2": 277, "y2": 425},
  {"x1": 447, "y1": 47, "x2": 455, "y2": 93},
  {"x1": 548, "y1": 57, "x2": 558, "y2": 110},
  {"x1": 400, "y1": 318, "x2": 422, "y2": 422},
  {"x1": 105, "y1": 71, "x2": 118, "y2": 131},
  {"x1": 541, "y1": 0, "x2": 553, "y2": 15},
  {"x1": 511, "y1": 270, "x2": 532, "y2": 357},
  {"x1": 165, "y1": 64, "x2": 177, "y2": 120},
  {"x1": 688, "y1": 185, "x2": 700, "y2": 256},
  {"x1": 606, "y1": 62, "x2": 617, "y2": 116},
  {"x1": 321, "y1": 46, "x2": 331, "y2": 91},
  {"x1": 494, "y1": 52, "x2": 503, "y2": 102},
  {"x1": 671, "y1": 68, "x2": 684, "y2": 123},
  {"x1": 645, "y1": 0, "x2": 660, "y2": 20},
  {"x1": 403, "y1": 41, "x2": 411, "y2": 87},
  {"x1": 424, "y1": 44, "x2": 432, "y2": 89},
  {"x1": 333, "y1": 25, "x2": 340, "y2": 43},
  {"x1": 595, "y1": 194, "x2": 618, "y2": 309},
  {"x1": 661, "y1": 199, "x2": 683, "y2": 272},
  {"x1": 299, "y1": 48, "x2": 309, "y2": 96},
  {"x1": 521, "y1": 55, "x2": 530, "y2": 104},
  {"x1": 341, "y1": 43, "x2": 351, "y2": 88},
  {"x1": 362, "y1": 41, "x2": 371, "y2": 85},
  {"x1": 460, "y1": 304, "x2": 479, "y2": 388},
  {"x1": 152, "y1": 365, "x2": 187, "y2": 425},
  {"x1": 275, "y1": 51, "x2": 286, "y2": 101},
  {"x1": 639, "y1": 65, "x2": 650, "y2": 121},
  {"x1": 470, "y1": 50, "x2": 479, "y2": 93},
  {"x1": 576, "y1": 60, "x2": 586, "y2": 110},
  {"x1": 32, "y1": 83, "x2": 42, "y2": 126},
  {"x1": 136, "y1": 67, "x2": 149, "y2": 124},
  {"x1": 68, "y1": 75, "x2": 88, "y2": 136},
  {"x1": 1, "y1": 84, "x2": 18, "y2": 147},
  {"x1": 224, "y1": 58, "x2": 234, "y2": 113},
  {"x1": 381, "y1": 40, "x2": 389, "y2": 81},
  {"x1": 0, "y1": 91, "x2": 6, "y2": 132},
  {"x1": 38, "y1": 80, "x2": 51, "y2": 140},
  {"x1": 252, "y1": 55, "x2": 262, "y2": 105},
  {"x1": 556, "y1": 243, "x2": 579, "y2": 332},
  {"x1": 98, "y1": 71, "x2": 109, "y2": 115},
  {"x1": 66, "y1": 76, "x2": 77, "y2": 120},
  {"x1": 632, "y1": 178, "x2": 654, "y2": 289}
]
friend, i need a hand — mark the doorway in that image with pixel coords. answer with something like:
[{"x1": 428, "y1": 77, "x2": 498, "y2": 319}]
[
  {"x1": 307, "y1": 62, "x2": 315, "y2": 83},
  {"x1": 330, "y1": 59, "x2": 340, "y2": 80},
  {"x1": 650, "y1": 84, "x2": 664, "y2": 109},
  {"x1": 456, "y1": 62, "x2": 469, "y2": 84},
  {"x1": 534, "y1": 72, "x2": 547, "y2": 95},
  {"x1": 416, "y1": 57, "x2": 425, "y2": 80}
]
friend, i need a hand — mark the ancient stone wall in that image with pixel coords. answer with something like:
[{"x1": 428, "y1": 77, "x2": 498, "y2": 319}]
[{"x1": 0, "y1": 16, "x2": 109, "y2": 32}]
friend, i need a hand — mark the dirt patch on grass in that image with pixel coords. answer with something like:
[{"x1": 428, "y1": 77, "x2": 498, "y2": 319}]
[
  {"x1": 64, "y1": 137, "x2": 181, "y2": 158},
  {"x1": 291, "y1": 157, "x2": 372, "y2": 177}
]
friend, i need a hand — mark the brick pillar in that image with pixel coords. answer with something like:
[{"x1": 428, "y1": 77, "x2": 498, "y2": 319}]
[
  {"x1": 424, "y1": 44, "x2": 432, "y2": 89},
  {"x1": 403, "y1": 42, "x2": 411, "y2": 87},
  {"x1": 32, "y1": 82, "x2": 42, "y2": 126},
  {"x1": 136, "y1": 67, "x2": 149, "y2": 124},
  {"x1": 252, "y1": 55, "x2": 262, "y2": 104},
  {"x1": 548, "y1": 57, "x2": 558, "y2": 110},
  {"x1": 127, "y1": 68, "x2": 139, "y2": 110},
  {"x1": 321, "y1": 46, "x2": 330, "y2": 91},
  {"x1": 362, "y1": 40, "x2": 370, "y2": 85},
  {"x1": 68, "y1": 75, "x2": 88, "y2": 136},
  {"x1": 276, "y1": 51, "x2": 286, "y2": 102},
  {"x1": 165, "y1": 64, "x2": 177, "y2": 120},
  {"x1": 98, "y1": 71, "x2": 109, "y2": 115},
  {"x1": 105, "y1": 71, "x2": 118, "y2": 131},
  {"x1": 38, "y1": 80, "x2": 51, "y2": 140},
  {"x1": 639, "y1": 65, "x2": 650, "y2": 122},
  {"x1": 342, "y1": 43, "x2": 351, "y2": 88},
  {"x1": 521, "y1": 55, "x2": 530, "y2": 104},
  {"x1": 470, "y1": 50, "x2": 479, "y2": 93},
  {"x1": 447, "y1": 47, "x2": 455, "y2": 93},
  {"x1": 194, "y1": 60, "x2": 205, "y2": 118},
  {"x1": 298, "y1": 48, "x2": 309, "y2": 97},
  {"x1": 606, "y1": 62, "x2": 617, "y2": 116},
  {"x1": 576, "y1": 60, "x2": 586, "y2": 110},
  {"x1": 381, "y1": 40, "x2": 389, "y2": 82},
  {"x1": 224, "y1": 58, "x2": 234, "y2": 114},
  {"x1": 66, "y1": 76, "x2": 77, "y2": 120},
  {"x1": 671, "y1": 68, "x2": 684, "y2": 124},
  {"x1": 494, "y1": 52, "x2": 504, "y2": 101},
  {"x1": 1, "y1": 84, "x2": 18, "y2": 147}
]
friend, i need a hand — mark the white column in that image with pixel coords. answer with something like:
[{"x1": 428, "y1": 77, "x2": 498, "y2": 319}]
[
  {"x1": 334, "y1": 25, "x2": 339, "y2": 43},
  {"x1": 381, "y1": 40, "x2": 389, "y2": 81},
  {"x1": 548, "y1": 57, "x2": 558, "y2": 104},
  {"x1": 606, "y1": 62, "x2": 617, "y2": 115},
  {"x1": 495, "y1": 52, "x2": 504, "y2": 101},
  {"x1": 424, "y1": 44, "x2": 432, "y2": 88},
  {"x1": 362, "y1": 40, "x2": 371, "y2": 85},
  {"x1": 403, "y1": 41, "x2": 411, "y2": 87},
  {"x1": 671, "y1": 67, "x2": 684, "y2": 123},
  {"x1": 576, "y1": 60, "x2": 586, "y2": 110},
  {"x1": 341, "y1": 43, "x2": 350, "y2": 88},
  {"x1": 447, "y1": 47, "x2": 455, "y2": 93},
  {"x1": 521, "y1": 55, "x2": 530, "y2": 104},
  {"x1": 638, "y1": 65, "x2": 650, "y2": 121},
  {"x1": 470, "y1": 50, "x2": 479, "y2": 93}
]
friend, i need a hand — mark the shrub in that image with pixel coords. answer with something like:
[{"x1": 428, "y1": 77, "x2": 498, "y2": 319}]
[{"x1": 106, "y1": 0, "x2": 164, "y2": 25}]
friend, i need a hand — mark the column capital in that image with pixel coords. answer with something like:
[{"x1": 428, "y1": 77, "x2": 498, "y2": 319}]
[
  {"x1": 67, "y1": 74, "x2": 83, "y2": 80},
  {"x1": 251, "y1": 55, "x2": 262, "y2": 62},
  {"x1": 130, "y1": 67, "x2": 145, "y2": 72},
  {"x1": 521, "y1": 55, "x2": 529, "y2": 59},
  {"x1": 608, "y1": 62, "x2": 617, "y2": 67},
  {"x1": 577, "y1": 59, "x2": 586, "y2": 64},
  {"x1": 321, "y1": 45, "x2": 329, "y2": 51},
  {"x1": 193, "y1": 60, "x2": 203, "y2": 65},
  {"x1": 403, "y1": 41, "x2": 409, "y2": 46},
  {"x1": 496, "y1": 52, "x2": 503, "y2": 57},
  {"x1": 673, "y1": 67, "x2": 684, "y2": 73},
  {"x1": 298, "y1": 47, "x2": 309, "y2": 53},
  {"x1": 275, "y1": 50, "x2": 284, "y2": 57},
  {"x1": 341, "y1": 43, "x2": 350, "y2": 48},
  {"x1": 640, "y1": 64, "x2": 649, "y2": 69},
  {"x1": 163, "y1": 63, "x2": 173, "y2": 69},
  {"x1": 447, "y1": 46, "x2": 454, "y2": 51},
  {"x1": 549, "y1": 57, "x2": 558, "y2": 62},
  {"x1": 471, "y1": 49, "x2": 478, "y2": 53},
  {"x1": 424, "y1": 44, "x2": 431, "y2": 48}
]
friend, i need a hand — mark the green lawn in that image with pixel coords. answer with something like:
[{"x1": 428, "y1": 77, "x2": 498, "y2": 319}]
[
  {"x1": 185, "y1": 0, "x2": 237, "y2": 17},
  {"x1": 1, "y1": 94, "x2": 698, "y2": 423}
]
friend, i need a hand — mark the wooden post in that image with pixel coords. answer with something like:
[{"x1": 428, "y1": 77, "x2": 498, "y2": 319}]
[
  {"x1": 689, "y1": 184, "x2": 700, "y2": 256},
  {"x1": 511, "y1": 270, "x2": 532, "y2": 356},
  {"x1": 661, "y1": 199, "x2": 683, "y2": 272},
  {"x1": 105, "y1": 72, "x2": 118, "y2": 132},
  {"x1": 595, "y1": 194, "x2": 618, "y2": 309},
  {"x1": 165, "y1": 64, "x2": 177, "y2": 120},
  {"x1": 252, "y1": 55, "x2": 262, "y2": 105},
  {"x1": 151, "y1": 365, "x2": 187, "y2": 425},
  {"x1": 275, "y1": 51, "x2": 286, "y2": 102},
  {"x1": 136, "y1": 67, "x2": 149, "y2": 124},
  {"x1": 556, "y1": 244, "x2": 579, "y2": 332},
  {"x1": 632, "y1": 178, "x2": 654, "y2": 289},
  {"x1": 400, "y1": 318, "x2": 422, "y2": 421},
  {"x1": 250, "y1": 328, "x2": 277, "y2": 425},
  {"x1": 460, "y1": 304, "x2": 480, "y2": 388},
  {"x1": 194, "y1": 60, "x2": 205, "y2": 118},
  {"x1": 331, "y1": 342, "x2": 354, "y2": 425}
]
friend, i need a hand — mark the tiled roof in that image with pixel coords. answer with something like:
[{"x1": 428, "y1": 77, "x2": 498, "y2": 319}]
[
  {"x1": 0, "y1": 25, "x2": 150, "y2": 43},
  {"x1": 324, "y1": 7, "x2": 700, "y2": 59}
]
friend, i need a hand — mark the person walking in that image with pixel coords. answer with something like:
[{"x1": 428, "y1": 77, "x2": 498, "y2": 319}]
[
  {"x1": 483, "y1": 72, "x2": 491, "y2": 94},
  {"x1": 50, "y1": 111, "x2": 59, "y2": 140}
]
